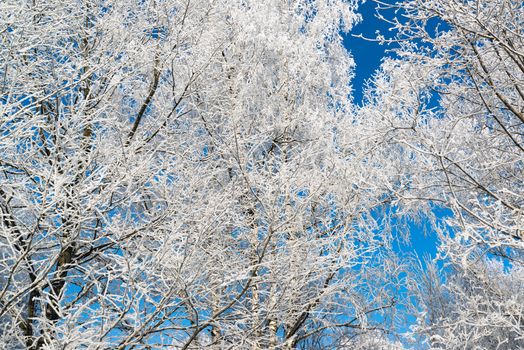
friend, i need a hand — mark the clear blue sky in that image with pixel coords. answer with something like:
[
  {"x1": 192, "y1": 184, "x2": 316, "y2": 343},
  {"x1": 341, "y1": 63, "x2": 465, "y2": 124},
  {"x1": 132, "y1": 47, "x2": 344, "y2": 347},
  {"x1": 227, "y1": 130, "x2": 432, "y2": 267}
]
[{"x1": 344, "y1": 0, "x2": 396, "y2": 104}]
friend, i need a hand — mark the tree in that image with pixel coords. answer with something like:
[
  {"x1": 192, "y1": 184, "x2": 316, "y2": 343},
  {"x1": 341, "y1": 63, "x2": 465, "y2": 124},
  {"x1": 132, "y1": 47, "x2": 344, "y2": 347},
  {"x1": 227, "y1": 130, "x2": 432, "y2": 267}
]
[
  {"x1": 0, "y1": 0, "x2": 404, "y2": 348},
  {"x1": 408, "y1": 257, "x2": 524, "y2": 349},
  {"x1": 360, "y1": 0, "x2": 524, "y2": 347}
]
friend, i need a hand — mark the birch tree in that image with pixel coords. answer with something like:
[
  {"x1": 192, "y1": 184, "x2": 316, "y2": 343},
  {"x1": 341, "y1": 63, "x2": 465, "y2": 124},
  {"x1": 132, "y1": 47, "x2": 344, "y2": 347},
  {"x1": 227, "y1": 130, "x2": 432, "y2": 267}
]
[{"x1": 0, "y1": 0, "x2": 404, "y2": 348}]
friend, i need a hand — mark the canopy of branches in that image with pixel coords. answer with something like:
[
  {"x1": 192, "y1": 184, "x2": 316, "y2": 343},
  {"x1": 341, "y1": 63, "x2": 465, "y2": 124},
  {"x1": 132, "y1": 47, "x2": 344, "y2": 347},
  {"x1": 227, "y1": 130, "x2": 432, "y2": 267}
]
[{"x1": 0, "y1": 0, "x2": 522, "y2": 349}]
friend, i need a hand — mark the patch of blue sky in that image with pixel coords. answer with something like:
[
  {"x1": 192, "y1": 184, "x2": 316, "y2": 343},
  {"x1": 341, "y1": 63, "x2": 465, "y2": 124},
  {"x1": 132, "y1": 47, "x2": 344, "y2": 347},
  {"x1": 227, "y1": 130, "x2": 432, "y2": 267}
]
[
  {"x1": 344, "y1": 0, "x2": 396, "y2": 104},
  {"x1": 347, "y1": 0, "x2": 452, "y2": 105},
  {"x1": 144, "y1": 26, "x2": 168, "y2": 41}
]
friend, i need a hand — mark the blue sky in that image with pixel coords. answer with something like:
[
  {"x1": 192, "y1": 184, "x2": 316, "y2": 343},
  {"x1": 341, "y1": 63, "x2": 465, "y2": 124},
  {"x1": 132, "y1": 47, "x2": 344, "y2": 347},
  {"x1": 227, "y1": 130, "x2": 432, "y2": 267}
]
[{"x1": 345, "y1": 0, "x2": 397, "y2": 104}]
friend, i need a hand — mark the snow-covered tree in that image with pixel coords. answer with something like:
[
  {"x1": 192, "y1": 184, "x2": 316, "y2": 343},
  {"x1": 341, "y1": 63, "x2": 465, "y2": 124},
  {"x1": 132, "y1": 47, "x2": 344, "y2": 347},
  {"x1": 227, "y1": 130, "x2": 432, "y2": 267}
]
[
  {"x1": 409, "y1": 258, "x2": 524, "y2": 349},
  {"x1": 0, "y1": 0, "x2": 405, "y2": 348},
  {"x1": 359, "y1": 0, "x2": 524, "y2": 347}
]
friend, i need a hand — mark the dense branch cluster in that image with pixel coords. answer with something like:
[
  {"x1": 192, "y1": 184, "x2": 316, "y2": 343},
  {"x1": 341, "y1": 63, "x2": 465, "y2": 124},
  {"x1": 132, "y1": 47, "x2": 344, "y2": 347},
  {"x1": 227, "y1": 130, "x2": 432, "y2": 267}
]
[
  {"x1": 0, "y1": 1, "x2": 404, "y2": 349},
  {"x1": 0, "y1": 0, "x2": 522, "y2": 349}
]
